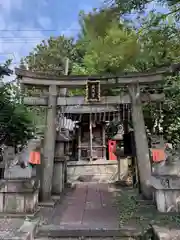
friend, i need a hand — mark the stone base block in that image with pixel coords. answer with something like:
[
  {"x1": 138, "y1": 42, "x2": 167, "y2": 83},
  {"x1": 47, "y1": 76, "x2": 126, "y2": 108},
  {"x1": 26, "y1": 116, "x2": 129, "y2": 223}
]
[
  {"x1": 0, "y1": 178, "x2": 39, "y2": 215},
  {"x1": 152, "y1": 225, "x2": 180, "y2": 240},
  {"x1": 67, "y1": 159, "x2": 129, "y2": 183},
  {"x1": 155, "y1": 189, "x2": 180, "y2": 212},
  {"x1": 38, "y1": 201, "x2": 55, "y2": 207},
  {"x1": 151, "y1": 175, "x2": 180, "y2": 212}
]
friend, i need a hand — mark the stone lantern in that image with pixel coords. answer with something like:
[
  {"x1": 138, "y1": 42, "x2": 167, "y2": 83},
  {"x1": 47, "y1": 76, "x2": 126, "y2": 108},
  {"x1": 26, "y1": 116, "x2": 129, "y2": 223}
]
[{"x1": 113, "y1": 129, "x2": 128, "y2": 182}]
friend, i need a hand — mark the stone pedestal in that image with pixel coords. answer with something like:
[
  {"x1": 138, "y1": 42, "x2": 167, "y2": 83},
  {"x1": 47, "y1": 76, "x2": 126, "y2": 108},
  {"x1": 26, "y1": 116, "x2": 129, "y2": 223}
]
[
  {"x1": 151, "y1": 163, "x2": 180, "y2": 212},
  {"x1": 114, "y1": 147, "x2": 129, "y2": 183},
  {"x1": 0, "y1": 177, "x2": 39, "y2": 215}
]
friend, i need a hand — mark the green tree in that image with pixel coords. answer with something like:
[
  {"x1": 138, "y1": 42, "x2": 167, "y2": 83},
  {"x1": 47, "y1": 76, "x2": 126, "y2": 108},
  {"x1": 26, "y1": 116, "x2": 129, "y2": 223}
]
[
  {"x1": 107, "y1": 0, "x2": 180, "y2": 20},
  {"x1": 24, "y1": 36, "x2": 82, "y2": 75},
  {"x1": 73, "y1": 8, "x2": 139, "y2": 75},
  {"x1": 133, "y1": 13, "x2": 180, "y2": 144},
  {"x1": 0, "y1": 62, "x2": 34, "y2": 146},
  {"x1": 24, "y1": 35, "x2": 85, "y2": 96}
]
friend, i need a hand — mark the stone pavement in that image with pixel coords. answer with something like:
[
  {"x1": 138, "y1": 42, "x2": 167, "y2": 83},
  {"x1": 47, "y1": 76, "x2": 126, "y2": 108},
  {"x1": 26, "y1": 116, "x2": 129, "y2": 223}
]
[
  {"x1": 61, "y1": 183, "x2": 119, "y2": 229},
  {"x1": 36, "y1": 183, "x2": 180, "y2": 239},
  {"x1": 38, "y1": 183, "x2": 119, "y2": 229}
]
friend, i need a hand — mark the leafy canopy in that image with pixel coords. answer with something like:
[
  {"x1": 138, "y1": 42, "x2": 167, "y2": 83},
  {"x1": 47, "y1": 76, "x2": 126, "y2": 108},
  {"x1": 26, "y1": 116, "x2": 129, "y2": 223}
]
[
  {"x1": 0, "y1": 62, "x2": 34, "y2": 146},
  {"x1": 107, "y1": 0, "x2": 180, "y2": 20}
]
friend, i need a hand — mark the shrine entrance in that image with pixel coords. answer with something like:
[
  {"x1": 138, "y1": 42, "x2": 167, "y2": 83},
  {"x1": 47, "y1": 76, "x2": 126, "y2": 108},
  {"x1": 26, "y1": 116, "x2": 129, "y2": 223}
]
[{"x1": 15, "y1": 68, "x2": 166, "y2": 201}]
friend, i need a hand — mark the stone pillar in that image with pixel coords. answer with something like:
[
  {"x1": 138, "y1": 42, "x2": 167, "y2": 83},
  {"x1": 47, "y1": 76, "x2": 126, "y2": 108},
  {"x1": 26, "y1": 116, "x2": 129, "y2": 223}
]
[
  {"x1": 102, "y1": 124, "x2": 106, "y2": 160},
  {"x1": 89, "y1": 115, "x2": 93, "y2": 161},
  {"x1": 128, "y1": 84, "x2": 152, "y2": 199},
  {"x1": 78, "y1": 127, "x2": 81, "y2": 161},
  {"x1": 41, "y1": 85, "x2": 57, "y2": 202}
]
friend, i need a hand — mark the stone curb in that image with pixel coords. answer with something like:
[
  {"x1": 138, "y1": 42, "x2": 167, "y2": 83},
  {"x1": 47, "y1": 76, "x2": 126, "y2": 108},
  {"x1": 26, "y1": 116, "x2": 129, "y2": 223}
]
[{"x1": 37, "y1": 224, "x2": 142, "y2": 238}]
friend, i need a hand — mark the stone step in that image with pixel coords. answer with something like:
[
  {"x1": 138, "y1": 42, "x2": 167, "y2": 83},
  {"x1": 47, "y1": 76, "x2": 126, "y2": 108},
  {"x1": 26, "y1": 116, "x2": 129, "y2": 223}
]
[
  {"x1": 35, "y1": 238, "x2": 138, "y2": 240},
  {"x1": 131, "y1": 194, "x2": 155, "y2": 206},
  {"x1": 36, "y1": 224, "x2": 143, "y2": 238}
]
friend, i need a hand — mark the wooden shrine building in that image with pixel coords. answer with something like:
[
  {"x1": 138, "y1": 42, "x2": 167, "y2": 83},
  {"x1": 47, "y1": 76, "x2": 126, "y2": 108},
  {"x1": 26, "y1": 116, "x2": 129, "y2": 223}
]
[
  {"x1": 65, "y1": 104, "x2": 131, "y2": 161},
  {"x1": 15, "y1": 67, "x2": 169, "y2": 201}
]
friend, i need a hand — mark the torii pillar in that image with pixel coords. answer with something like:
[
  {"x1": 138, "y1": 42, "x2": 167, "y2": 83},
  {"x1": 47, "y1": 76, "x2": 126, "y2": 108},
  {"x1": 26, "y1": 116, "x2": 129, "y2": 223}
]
[
  {"x1": 128, "y1": 83, "x2": 152, "y2": 199},
  {"x1": 41, "y1": 85, "x2": 57, "y2": 202}
]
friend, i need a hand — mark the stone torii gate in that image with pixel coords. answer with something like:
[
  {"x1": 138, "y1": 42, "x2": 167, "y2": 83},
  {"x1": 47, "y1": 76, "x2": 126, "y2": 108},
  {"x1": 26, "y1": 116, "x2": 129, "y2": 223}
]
[{"x1": 15, "y1": 68, "x2": 167, "y2": 201}]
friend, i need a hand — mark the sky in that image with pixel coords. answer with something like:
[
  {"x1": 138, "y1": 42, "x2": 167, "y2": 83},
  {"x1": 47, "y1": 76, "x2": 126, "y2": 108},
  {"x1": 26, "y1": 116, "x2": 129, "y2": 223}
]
[
  {"x1": 0, "y1": 0, "x2": 168, "y2": 79},
  {"x1": 0, "y1": 0, "x2": 104, "y2": 70}
]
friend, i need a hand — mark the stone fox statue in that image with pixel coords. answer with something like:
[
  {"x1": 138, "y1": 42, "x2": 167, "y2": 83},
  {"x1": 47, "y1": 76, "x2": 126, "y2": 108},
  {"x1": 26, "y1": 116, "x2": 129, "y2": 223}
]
[{"x1": 18, "y1": 139, "x2": 42, "y2": 168}]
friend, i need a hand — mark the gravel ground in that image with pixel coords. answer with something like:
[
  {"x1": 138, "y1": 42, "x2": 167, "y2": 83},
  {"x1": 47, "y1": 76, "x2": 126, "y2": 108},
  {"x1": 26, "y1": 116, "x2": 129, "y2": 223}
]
[{"x1": 0, "y1": 217, "x2": 24, "y2": 239}]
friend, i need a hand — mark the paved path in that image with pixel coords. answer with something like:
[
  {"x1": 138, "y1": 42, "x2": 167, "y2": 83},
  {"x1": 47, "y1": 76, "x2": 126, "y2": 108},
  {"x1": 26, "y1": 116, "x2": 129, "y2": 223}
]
[{"x1": 38, "y1": 183, "x2": 119, "y2": 229}]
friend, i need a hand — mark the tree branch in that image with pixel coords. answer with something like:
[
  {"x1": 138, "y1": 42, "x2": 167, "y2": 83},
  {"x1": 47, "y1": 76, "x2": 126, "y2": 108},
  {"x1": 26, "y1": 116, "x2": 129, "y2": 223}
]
[{"x1": 164, "y1": 6, "x2": 180, "y2": 17}]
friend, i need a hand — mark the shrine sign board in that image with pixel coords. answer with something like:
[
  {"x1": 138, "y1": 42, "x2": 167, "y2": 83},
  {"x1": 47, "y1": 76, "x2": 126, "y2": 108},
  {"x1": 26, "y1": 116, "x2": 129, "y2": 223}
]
[{"x1": 86, "y1": 80, "x2": 100, "y2": 102}]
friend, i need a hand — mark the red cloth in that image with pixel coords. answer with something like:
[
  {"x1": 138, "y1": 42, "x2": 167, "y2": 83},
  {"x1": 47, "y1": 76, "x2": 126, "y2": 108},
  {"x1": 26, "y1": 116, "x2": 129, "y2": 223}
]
[
  {"x1": 29, "y1": 151, "x2": 41, "y2": 164},
  {"x1": 151, "y1": 149, "x2": 165, "y2": 162}
]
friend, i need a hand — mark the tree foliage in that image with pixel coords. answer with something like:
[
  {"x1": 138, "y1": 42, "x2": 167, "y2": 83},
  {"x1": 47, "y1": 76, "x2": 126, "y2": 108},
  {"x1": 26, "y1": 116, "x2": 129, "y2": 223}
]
[
  {"x1": 0, "y1": 62, "x2": 34, "y2": 146},
  {"x1": 108, "y1": 0, "x2": 180, "y2": 19},
  {"x1": 24, "y1": 36, "x2": 82, "y2": 75}
]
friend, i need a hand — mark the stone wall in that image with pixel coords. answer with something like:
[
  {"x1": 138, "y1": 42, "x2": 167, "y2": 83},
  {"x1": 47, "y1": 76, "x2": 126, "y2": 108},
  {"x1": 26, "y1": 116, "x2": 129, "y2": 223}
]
[{"x1": 67, "y1": 159, "x2": 129, "y2": 183}]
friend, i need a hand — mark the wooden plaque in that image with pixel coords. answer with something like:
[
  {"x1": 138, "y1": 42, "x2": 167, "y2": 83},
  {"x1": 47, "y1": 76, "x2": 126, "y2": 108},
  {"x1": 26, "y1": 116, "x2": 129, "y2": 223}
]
[{"x1": 85, "y1": 80, "x2": 100, "y2": 102}]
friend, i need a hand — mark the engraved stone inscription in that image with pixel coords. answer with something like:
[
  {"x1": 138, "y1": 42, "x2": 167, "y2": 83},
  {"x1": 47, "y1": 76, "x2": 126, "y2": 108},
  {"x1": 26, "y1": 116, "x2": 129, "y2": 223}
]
[
  {"x1": 151, "y1": 175, "x2": 180, "y2": 190},
  {"x1": 160, "y1": 178, "x2": 170, "y2": 189}
]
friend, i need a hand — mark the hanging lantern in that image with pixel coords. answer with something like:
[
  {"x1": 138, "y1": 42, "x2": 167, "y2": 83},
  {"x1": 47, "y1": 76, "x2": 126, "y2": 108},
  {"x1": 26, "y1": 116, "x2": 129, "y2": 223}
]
[{"x1": 85, "y1": 80, "x2": 100, "y2": 102}]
